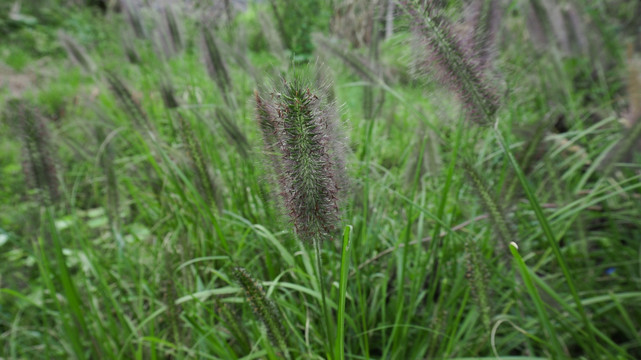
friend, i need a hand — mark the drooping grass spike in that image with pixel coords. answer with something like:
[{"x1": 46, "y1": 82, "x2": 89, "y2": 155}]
[{"x1": 402, "y1": 0, "x2": 499, "y2": 124}]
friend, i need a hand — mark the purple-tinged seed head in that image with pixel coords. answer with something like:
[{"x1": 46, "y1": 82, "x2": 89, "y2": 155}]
[
  {"x1": 402, "y1": 0, "x2": 500, "y2": 124},
  {"x1": 255, "y1": 66, "x2": 347, "y2": 244}
]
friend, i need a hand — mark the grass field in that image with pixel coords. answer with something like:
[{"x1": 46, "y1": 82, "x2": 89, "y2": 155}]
[{"x1": 1, "y1": 0, "x2": 641, "y2": 359}]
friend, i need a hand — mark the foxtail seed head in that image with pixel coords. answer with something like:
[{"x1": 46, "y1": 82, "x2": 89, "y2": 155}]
[
  {"x1": 201, "y1": 28, "x2": 233, "y2": 106},
  {"x1": 255, "y1": 67, "x2": 347, "y2": 244},
  {"x1": 402, "y1": 0, "x2": 499, "y2": 124},
  {"x1": 232, "y1": 267, "x2": 290, "y2": 359},
  {"x1": 4, "y1": 99, "x2": 60, "y2": 205},
  {"x1": 463, "y1": 162, "x2": 514, "y2": 255}
]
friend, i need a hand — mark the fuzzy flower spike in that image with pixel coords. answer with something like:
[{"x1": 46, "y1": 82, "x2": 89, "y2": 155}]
[
  {"x1": 256, "y1": 66, "x2": 347, "y2": 244},
  {"x1": 403, "y1": 0, "x2": 499, "y2": 124}
]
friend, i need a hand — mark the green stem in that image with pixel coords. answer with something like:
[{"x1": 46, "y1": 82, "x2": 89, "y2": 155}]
[{"x1": 314, "y1": 238, "x2": 334, "y2": 360}]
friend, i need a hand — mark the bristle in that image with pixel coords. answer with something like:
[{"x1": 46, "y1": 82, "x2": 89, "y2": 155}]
[
  {"x1": 255, "y1": 89, "x2": 285, "y2": 195},
  {"x1": 255, "y1": 90, "x2": 278, "y2": 144},
  {"x1": 313, "y1": 58, "x2": 337, "y2": 104}
]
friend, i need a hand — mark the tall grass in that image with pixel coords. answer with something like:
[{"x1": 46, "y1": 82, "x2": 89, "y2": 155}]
[{"x1": 1, "y1": 1, "x2": 640, "y2": 359}]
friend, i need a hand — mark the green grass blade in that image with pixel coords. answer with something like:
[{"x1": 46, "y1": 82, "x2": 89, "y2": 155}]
[
  {"x1": 494, "y1": 128, "x2": 599, "y2": 353},
  {"x1": 335, "y1": 225, "x2": 353, "y2": 360},
  {"x1": 509, "y1": 242, "x2": 564, "y2": 356}
]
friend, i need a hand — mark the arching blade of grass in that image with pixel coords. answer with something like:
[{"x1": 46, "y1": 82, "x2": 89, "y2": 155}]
[
  {"x1": 334, "y1": 225, "x2": 353, "y2": 360},
  {"x1": 608, "y1": 292, "x2": 641, "y2": 345},
  {"x1": 509, "y1": 243, "x2": 564, "y2": 357},
  {"x1": 494, "y1": 128, "x2": 599, "y2": 354},
  {"x1": 47, "y1": 208, "x2": 100, "y2": 356},
  {"x1": 33, "y1": 235, "x2": 84, "y2": 359}
]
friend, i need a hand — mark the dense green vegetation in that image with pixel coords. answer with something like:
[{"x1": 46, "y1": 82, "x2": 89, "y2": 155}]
[{"x1": 1, "y1": 0, "x2": 640, "y2": 359}]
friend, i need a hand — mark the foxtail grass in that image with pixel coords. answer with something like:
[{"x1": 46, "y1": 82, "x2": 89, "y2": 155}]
[
  {"x1": 201, "y1": 28, "x2": 233, "y2": 107},
  {"x1": 465, "y1": 240, "x2": 492, "y2": 333},
  {"x1": 313, "y1": 34, "x2": 390, "y2": 86},
  {"x1": 121, "y1": 31, "x2": 142, "y2": 64},
  {"x1": 122, "y1": 0, "x2": 146, "y2": 39},
  {"x1": 524, "y1": 0, "x2": 554, "y2": 49},
  {"x1": 105, "y1": 72, "x2": 154, "y2": 133},
  {"x1": 160, "y1": 5, "x2": 182, "y2": 56},
  {"x1": 151, "y1": 4, "x2": 183, "y2": 60},
  {"x1": 255, "y1": 69, "x2": 347, "y2": 244},
  {"x1": 259, "y1": 14, "x2": 287, "y2": 64},
  {"x1": 94, "y1": 124, "x2": 121, "y2": 242},
  {"x1": 232, "y1": 267, "x2": 290, "y2": 359},
  {"x1": 255, "y1": 66, "x2": 348, "y2": 360},
  {"x1": 4, "y1": 99, "x2": 60, "y2": 205},
  {"x1": 160, "y1": 83, "x2": 223, "y2": 211},
  {"x1": 403, "y1": 0, "x2": 499, "y2": 124},
  {"x1": 525, "y1": 0, "x2": 589, "y2": 55},
  {"x1": 463, "y1": 162, "x2": 514, "y2": 254}
]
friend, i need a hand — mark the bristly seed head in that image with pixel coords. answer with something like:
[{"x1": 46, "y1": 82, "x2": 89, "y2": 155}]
[
  {"x1": 232, "y1": 267, "x2": 290, "y2": 358},
  {"x1": 4, "y1": 99, "x2": 60, "y2": 205},
  {"x1": 402, "y1": 0, "x2": 499, "y2": 124},
  {"x1": 255, "y1": 66, "x2": 347, "y2": 244}
]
